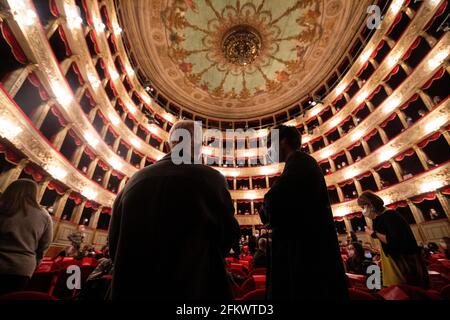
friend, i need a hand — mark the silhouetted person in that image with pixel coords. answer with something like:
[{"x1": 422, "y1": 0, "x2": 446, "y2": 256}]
[
  {"x1": 251, "y1": 238, "x2": 268, "y2": 270},
  {"x1": 260, "y1": 125, "x2": 348, "y2": 300},
  {"x1": 0, "y1": 179, "x2": 53, "y2": 295},
  {"x1": 109, "y1": 121, "x2": 239, "y2": 300}
]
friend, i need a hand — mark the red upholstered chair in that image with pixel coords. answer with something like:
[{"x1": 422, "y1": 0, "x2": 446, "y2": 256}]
[
  {"x1": 346, "y1": 273, "x2": 368, "y2": 291},
  {"x1": 348, "y1": 288, "x2": 380, "y2": 300},
  {"x1": 26, "y1": 271, "x2": 59, "y2": 295},
  {"x1": 239, "y1": 260, "x2": 250, "y2": 269},
  {"x1": 229, "y1": 263, "x2": 248, "y2": 274},
  {"x1": 240, "y1": 288, "x2": 266, "y2": 301},
  {"x1": 252, "y1": 275, "x2": 266, "y2": 290},
  {"x1": 428, "y1": 270, "x2": 449, "y2": 291},
  {"x1": 35, "y1": 261, "x2": 55, "y2": 273},
  {"x1": 240, "y1": 275, "x2": 266, "y2": 297},
  {"x1": 379, "y1": 285, "x2": 442, "y2": 300},
  {"x1": 248, "y1": 268, "x2": 266, "y2": 277},
  {"x1": 80, "y1": 257, "x2": 98, "y2": 267},
  {"x1": 226, "y1": 257, "x2": 238, "y2": 264},
  {"x1": 0, "y1": 291, "x2": 57, "y2": 300}
]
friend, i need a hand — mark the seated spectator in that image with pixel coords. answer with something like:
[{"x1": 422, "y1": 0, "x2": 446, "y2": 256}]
[
  {"x1": 438, "y1": 237, "x2": 450, "y2": 260},
  {"x1": 67, "y1": 225, "x2": 86, "y2": 258},
  {"x1": 345, "y1": 242, "x2": 373, "y2": 275},
  {"x1": 251, "y1": 238, "x2": 268, "y2": 270}
]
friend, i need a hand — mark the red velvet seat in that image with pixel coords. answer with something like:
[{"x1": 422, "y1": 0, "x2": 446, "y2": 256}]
[
  {"x1": 248, "y1": 268, "x2": 266, "y2": 277},
  {"x1": 346, "y1": 273, "x2": 368, "y2": 291},
  {"x1": 240, "y1": 275, "x2": 266, "y2": 297},
  {"x1": 80, "y1": 257, "x2": 98, "y2": 267},
  {"x1": 239, "y1": 260, "x2": 250, "y2": 269},
  {"x1": 0, "y1": 291, "x2": 57, "y2": 300},
  {"x1": 26, "y1": 271, "x2": 59, "y2": 295},
  {"x1": 348, "y1": 288, "x2": 380, "y2": 300},
  {"x1": 379, "y1": 285, "x2": 442, "y2": 300},
  {"x1": 240, "y1": 288, "x2": 266, "y2": 301}
]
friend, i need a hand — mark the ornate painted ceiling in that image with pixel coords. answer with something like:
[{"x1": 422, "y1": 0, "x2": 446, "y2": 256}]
[{"x1": 117, "y1": 0, "x2": 372, "y2": 120}]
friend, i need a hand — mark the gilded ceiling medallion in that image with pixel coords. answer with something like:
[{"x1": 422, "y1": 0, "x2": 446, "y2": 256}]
[
  {"x1": 161, "y1": 0, "x2": 322, "y2": 101},
  {"x1": 222, "y1": 26, "x2": 262, "y2": 66},
  {"x1": 118, "y1": 0, "x2": 372, "y2": 119}
]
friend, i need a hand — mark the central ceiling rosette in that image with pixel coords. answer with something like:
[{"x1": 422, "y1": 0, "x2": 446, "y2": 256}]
[{"x1": 162, "y1": 0, "x2": 322, "y2": 102}]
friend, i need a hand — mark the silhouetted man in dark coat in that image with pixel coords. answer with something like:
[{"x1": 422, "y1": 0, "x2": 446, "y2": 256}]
[
  {"x1": 109, "y1": 121, "x2": 240, "y2": 300},
  {"x1": 260, "y1": 125, "x2": 348, "y2": 300}
]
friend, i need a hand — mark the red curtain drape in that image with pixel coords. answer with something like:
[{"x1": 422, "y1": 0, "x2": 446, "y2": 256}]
[{"x1": 0, "y1": 22, "x2": 27, "y2": 64}]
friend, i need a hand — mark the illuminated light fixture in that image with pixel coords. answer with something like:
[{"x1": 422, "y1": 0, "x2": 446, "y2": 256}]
[
  {"x1": 142, "y1": 94, "x2": 151, "y2": 104},
  {"x1": 113, "y1": 24, "x2": 122, "y2": 35},
  {"x1": 109, "y1": 68, "x2": 119, "y2": 81},
  {"x1": 390, "y1": 0, "x2": 404, "y2": 14},
  {"x1": 93, "y1": 18, "x2": 105, "y2": 33},
  {"x1": 310, "y1": 107, "x2": 320, "y2": 116},
  {"x1": 65, "y1": 4, "x2": 83, "y2": 30},
  {"x1": 0, "y1": 116, "x2": 22, "y2": 139},
  {"x1": 359, "y1": 50, "x2": 372, "y2": 64},
  {"x1": 108, "y1": 113, "x2": 120, "y2": 125},
  {"x1": 130, "y1": 138, "x2": 141, "y2": 148},
  {"x1": 428, "y1": 49, "x2": 449, "y2": 70},
  {"x1": 52, "y1": 82, "x2": 73, "y2": 107},
  {"x1": 110, "y1": 158, "x2": 123, "y2": 170},
  {"x1": 387, "y1": 53, "x2": 401, "y2": 68},
  {"x1": 344, "y1": 169, "x2": 358, "y2": 180},
  {"x1": 127, "y1": 103, "x2": 137, "y2": 114},
  {"x1": 356, "y1": 91, "x2": 368, "y2": 104},
  {"x1": 302, "y1": 135, "x2": 311, "y2": 143},
  {"x1": 329, "y1": 117, "x2": 341, "y2": 128},
  {"x1": 284, "y1": 119, "x2": 297, "y2": 127},
  {"x1": 163, "y1": 113, "x2": 175, "y2": 123},
  {"x1": 333, "y1": 207, "x2": 348, "y2": 217},
  {"x1": 384, "y1": 97, "x2": 401, "y2": 113},
  {"x1": 9, "y1": 0, "x2": 38, "y2": 27},
  {"x1": 321, "y1": 149, "x2": 333, "y2": 159},
  {"x1": 81, "y1": 187, "x2": 97, "y2": 200},
  {"x1": 229, "y1": 170, "x2": 239, "y2": 177},
  {"x1": 84, "y1": 132, "x2": 99, "y2": 147},
  {"x1": 351, "y1": 130, "x2": 364, "y2": 141},
  {"x1": 335, "y1": 84, "x2": 346, "y2": 96},
  {"x1": 256, "y1": 128, "x2": 269, "y2": 138},
  {"x1": 420, "y1": 180, "x2": 443, "y2": 194},
  {"x1": 260, "y1": 166, "x2": 278, "y2": 176},
  {"x1": 88, "y1": 73, "x2": 101, "y2": 89},
  {"x1": 46, "y1": 164, "x2": 67, "y2": 180},
  {"x1": 245, "y1": 191, "x2": 257, "y2": 200},
  {"x1": 148, "y1": 125, "x2": 158, "y2": 135},
  {"x1": 126, "y1": 65, "x2": 135, "y2": 76},
  {"x1": 424, "y1": 116, "x2": 447, "y2": 134},
  {"x1": 378, "y1": 148, "x2": 396, "y2": 162}
]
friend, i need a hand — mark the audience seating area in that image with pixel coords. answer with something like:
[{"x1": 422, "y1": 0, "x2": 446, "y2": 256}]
[{"x1": 0, "y1": 250, "x2": 448, "y2": 301}]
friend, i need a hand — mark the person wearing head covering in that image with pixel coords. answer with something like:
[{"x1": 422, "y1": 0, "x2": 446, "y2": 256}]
[
  {"x1": 109, "y1": 120, "x2": 239, "y2": 300},
  {"x1": 357, "y1": 191, "x2": 429, "y2": 288}
]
